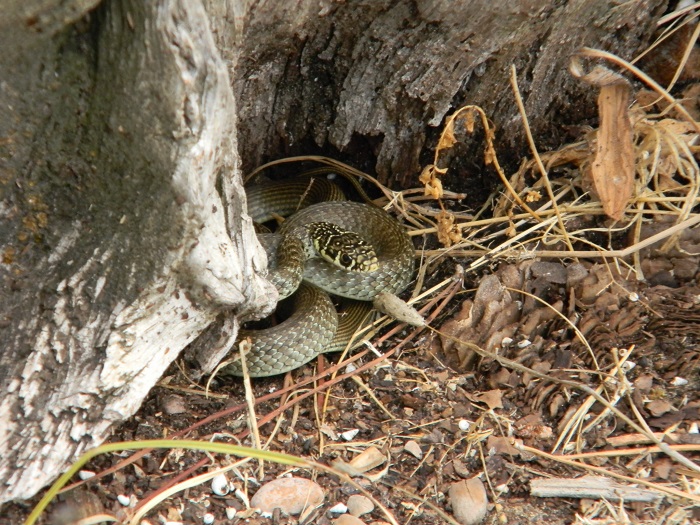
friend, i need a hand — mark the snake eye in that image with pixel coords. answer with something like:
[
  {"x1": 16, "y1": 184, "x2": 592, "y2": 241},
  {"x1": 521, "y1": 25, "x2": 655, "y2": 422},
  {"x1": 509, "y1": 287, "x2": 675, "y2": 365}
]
[{"x1": 340, "y1": 253, "x2": 352, "y2": 267}]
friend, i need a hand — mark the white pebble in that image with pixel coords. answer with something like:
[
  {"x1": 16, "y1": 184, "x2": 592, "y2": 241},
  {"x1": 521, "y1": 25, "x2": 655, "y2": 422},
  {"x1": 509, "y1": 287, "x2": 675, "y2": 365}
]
[
  {"x1": 689, "y1": 422, "x2": 699, "y2": 434},
  {"x1": 341, "y1": 429, "x2": 360, "y2": 441},
  {"x1": 458, "y1": 419, "x2": 471, "y2": 432},
  {"x1": 211, "y1": 473, "x2": 230, "y2": 496},
  {"x1": 225, "y1": 507, "x2": 237, "y2": 519},
  {"x1": 517, "y1": 339, "x2": 532, "y2": 349},
  {"x1": 78, "y1": 470, "x2": 95, "y2": 480},
  {"x1": 671, "y1": 376, "x2": 689, "y2": 386},
  {"x1": 501, "y1": 337, "x2": 513, "y2": 345},
  {"x1": 329, "y1": 503, "x2": 348, "y2": 514},
  {"x1": 202, "y1": 513, "x2": 215, "y2": 524},
  {"x1": 628, "y1": 292, "x2": 639, "y2": 302},
  {"x1": 117, "y1": 494, "x2": 131, "y2": 507}
]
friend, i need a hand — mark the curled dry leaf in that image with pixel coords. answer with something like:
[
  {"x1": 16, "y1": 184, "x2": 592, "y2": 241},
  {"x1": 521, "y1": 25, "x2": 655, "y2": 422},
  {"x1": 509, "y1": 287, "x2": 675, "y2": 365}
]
[
  {"x1": 419, "y1": 164, "x2": 445, "y2": 199},
  {"x1": 436, "y1": 210, "x2": 463, "y2": 247},
  {"x1": 436, "y1": 117, "x2": 458, "y2": 154}
]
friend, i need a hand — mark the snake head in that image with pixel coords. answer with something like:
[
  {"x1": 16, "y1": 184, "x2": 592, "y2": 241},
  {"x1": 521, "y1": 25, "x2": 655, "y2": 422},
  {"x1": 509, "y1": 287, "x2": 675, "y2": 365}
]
[{"x1": 308, "y1": 222, "x2": 379, "y2": 272}]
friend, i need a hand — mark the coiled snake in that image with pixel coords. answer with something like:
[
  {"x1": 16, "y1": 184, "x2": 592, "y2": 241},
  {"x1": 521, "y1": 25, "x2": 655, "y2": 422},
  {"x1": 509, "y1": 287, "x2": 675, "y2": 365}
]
[{"x1": 223, "y1": 179, "x2": 415, "y2": 377}]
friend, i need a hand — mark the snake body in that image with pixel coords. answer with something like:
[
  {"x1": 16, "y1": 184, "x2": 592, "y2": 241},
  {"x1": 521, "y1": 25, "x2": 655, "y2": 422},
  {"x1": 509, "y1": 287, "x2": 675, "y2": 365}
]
[{"x1": 224, "y1": 181, "x2": 414, "y2": 377}]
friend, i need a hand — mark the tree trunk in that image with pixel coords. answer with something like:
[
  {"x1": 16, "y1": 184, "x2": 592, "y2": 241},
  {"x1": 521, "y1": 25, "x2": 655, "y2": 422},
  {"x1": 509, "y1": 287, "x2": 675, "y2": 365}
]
[{"x1": 0, "y1": 0, "x2": 666, "y2": 504}]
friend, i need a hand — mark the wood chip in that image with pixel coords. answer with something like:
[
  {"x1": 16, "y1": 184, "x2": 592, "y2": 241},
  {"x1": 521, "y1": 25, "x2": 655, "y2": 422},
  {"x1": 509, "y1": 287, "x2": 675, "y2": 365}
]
[
  {"x1": 403, "y1": 440, "x2": 423, "y2": 459},
  {"x1": 530, "y1": 475, "x2": 662, "y2": 502},
  {"x1": 348, "y1": 446, "x2": 386, "y2": 472}
]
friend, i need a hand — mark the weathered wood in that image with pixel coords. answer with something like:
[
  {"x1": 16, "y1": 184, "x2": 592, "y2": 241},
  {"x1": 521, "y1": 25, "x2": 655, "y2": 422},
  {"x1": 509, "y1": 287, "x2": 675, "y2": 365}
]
[
  {"x1": 531, "y1": 475, "x2": 663, "y2": 502},
  {"x1": 0, "y1": 0, "x2": 273, "y2": 504},
  {"x1": 234, "y1": 0, "x2": 666, "y2": 185},
  {"x1": 0, "y1": 0, "x2": 667, "y2": 505}
]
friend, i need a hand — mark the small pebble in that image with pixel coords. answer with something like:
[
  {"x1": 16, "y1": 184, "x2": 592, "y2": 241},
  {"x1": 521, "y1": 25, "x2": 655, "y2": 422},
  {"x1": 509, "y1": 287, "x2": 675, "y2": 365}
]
[
  {"x1": 671, "y1": 376, "x2": 688, "y2": 386},
  {"x1": 329, "y1": 503, "x2": 348, "y2": 514},
  {"x1": 78, "y1": 470, "x2": 95, "y2": 480},
  {"x1": 403, "y1": 440, "x2": 423, "y2": 459},
  {"x1": 458, "y1": 420, "x2": 471, "y2": 432},
  {"x1": 161, "y1": 394, "x2": 187, "y2": 415},
  {"x1": 341, "y1": 429, "x2": 360, "y2": 441},
  {"x1": 333, "y1": 515, "x2": 366, "y2": 525},
  {"x1": 225, "y1": 507, "x2": 237, "y2": 519},
  {"x1": 449, "y1": 477, "x2": 488, "y2": 525},
  {"x1": 250, "y1": 477, "x2": 324, "y2": 515},
  {"x1": 346, "y1": 495, "x2": 374, "y2": 517},
  {"x1": 202, "y1": 513, "x2": 214, "y2": 524},
  {"x1": 117, "y1": 494, "x2": 131, "y2": 507}
]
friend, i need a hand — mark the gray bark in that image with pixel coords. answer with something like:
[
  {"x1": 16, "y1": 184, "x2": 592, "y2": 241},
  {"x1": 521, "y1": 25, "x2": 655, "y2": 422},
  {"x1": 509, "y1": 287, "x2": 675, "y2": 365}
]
[
  {"x1": 0, "y1": 0, "x2": 273, "y2": 504},
  {"x1": 0, "y1": 0, "x2": 666, "y2": 505}
]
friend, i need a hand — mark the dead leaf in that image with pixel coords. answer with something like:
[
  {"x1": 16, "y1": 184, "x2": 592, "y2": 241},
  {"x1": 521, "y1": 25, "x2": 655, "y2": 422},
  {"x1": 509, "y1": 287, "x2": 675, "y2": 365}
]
[
  {"x1": 590, "y1": 79, "x2": 635, "y2": 220},
  {"x1": 486, "y1": 435, "x2": 522, "y2": 457},
  {"x1": 647, "y1": 399, "x2": 673, "y2": 417},
  {"x1": 437, "y1": 117, "x2": 458, "y2": 153},
  {"x1": 437, "y1": 210, "x2": 462, "y2": 247},
  {"x1": 470, "y1": 390, "x2": 503, "y2": 410}
]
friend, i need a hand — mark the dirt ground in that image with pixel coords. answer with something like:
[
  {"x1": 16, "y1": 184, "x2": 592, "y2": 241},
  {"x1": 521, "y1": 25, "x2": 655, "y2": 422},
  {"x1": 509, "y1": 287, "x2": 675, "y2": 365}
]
[{"x1": 7, "y1": 251, "x2": 700, "y2": 524}]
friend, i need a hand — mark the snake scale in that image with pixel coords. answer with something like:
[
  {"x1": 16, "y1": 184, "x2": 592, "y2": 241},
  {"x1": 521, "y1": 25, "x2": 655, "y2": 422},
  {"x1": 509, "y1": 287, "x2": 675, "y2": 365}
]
[{"x1": 223, "y1": 178, "x2": 415, "y2": 377}]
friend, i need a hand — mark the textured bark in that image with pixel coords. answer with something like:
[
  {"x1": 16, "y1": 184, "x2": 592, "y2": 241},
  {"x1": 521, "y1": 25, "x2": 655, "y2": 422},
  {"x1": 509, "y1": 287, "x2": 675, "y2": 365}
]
[
  {"x1": 0, "y1": 0, "x2": 273, "y2": 504},
  {"x1": 234, "y1": 0, "x2": 667, "y2": 185},
  {"x1": 0, "y1": 0, "x2": 667, "y2": 505}
]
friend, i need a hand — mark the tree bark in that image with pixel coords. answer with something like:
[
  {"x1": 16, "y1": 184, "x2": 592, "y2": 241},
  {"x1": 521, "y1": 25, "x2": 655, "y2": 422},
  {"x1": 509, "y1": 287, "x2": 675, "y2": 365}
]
[
  {"x1": 0, "y1": 0, "x2": 666, "y2": 504},
  {"x1": 0, "y1": 0, "x2": 273, "y2": 504}
]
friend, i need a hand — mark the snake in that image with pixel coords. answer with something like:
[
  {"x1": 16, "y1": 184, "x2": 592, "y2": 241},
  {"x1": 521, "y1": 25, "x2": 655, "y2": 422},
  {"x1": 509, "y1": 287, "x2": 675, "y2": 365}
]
[{"x1": 222, "y1": 178, "x2": 415, "y2": 377}]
